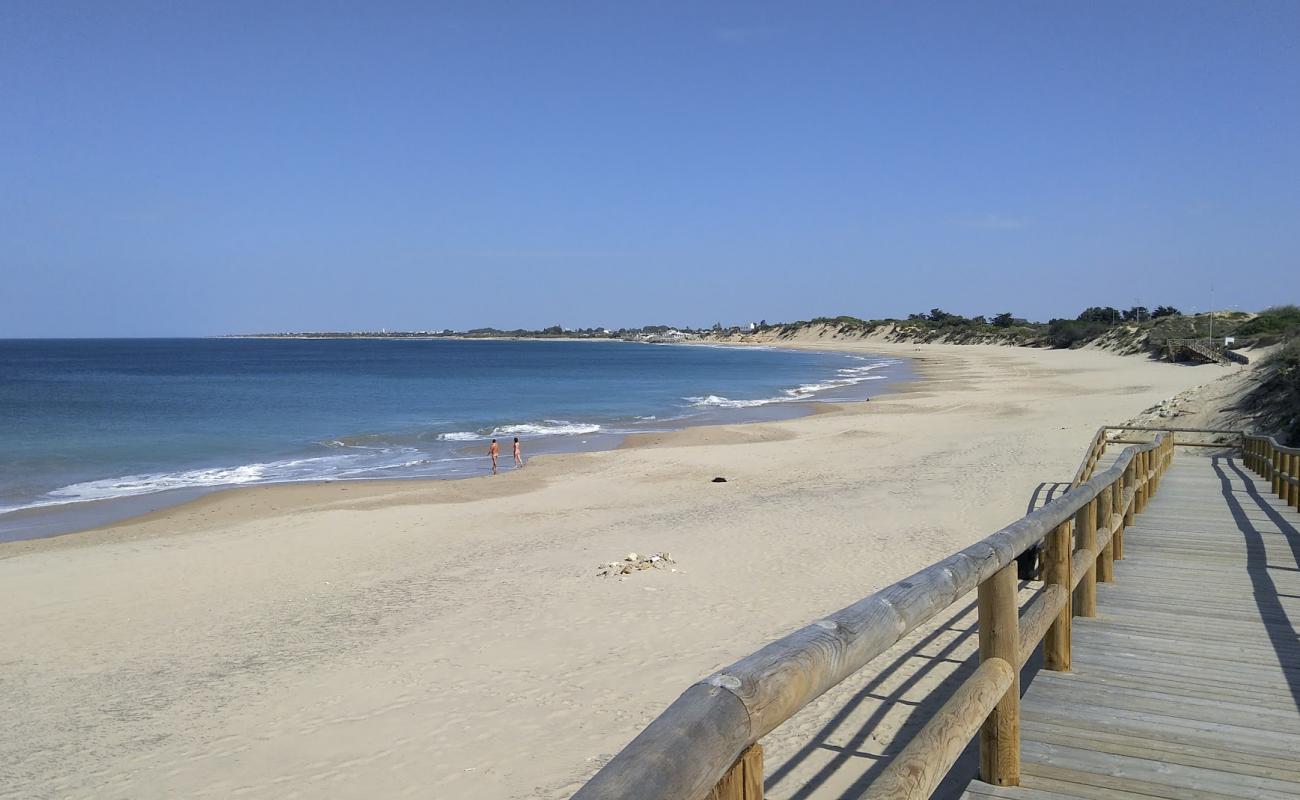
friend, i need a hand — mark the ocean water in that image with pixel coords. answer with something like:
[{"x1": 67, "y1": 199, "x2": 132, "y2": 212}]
[{"x1": 0, "y1": 338, "x2": 908, "y2": 539}]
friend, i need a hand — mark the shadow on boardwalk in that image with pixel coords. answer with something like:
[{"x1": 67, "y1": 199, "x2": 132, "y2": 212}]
[
  {"x1": 1217, "y1": 456, "x2": 1300, "y2": 714},
  {"x1": 768, "y1": 455, "x2": 1300, "y2": 799}
]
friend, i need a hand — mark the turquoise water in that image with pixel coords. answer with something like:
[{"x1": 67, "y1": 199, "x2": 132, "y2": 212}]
[{"x1": 0, "y1": 338, "x2": 908, "y2": 539}]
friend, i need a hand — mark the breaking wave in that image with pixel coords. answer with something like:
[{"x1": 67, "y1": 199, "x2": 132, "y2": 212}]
[
  {"x1": 491, "y1": 420, "x2": 602, "y2": 437},
  {"x1": 686, "y1": 359, "x2": 898, "y2": 409},
  {"x1": 436, "y1": 431, "x2": 481, "y2": 442}
]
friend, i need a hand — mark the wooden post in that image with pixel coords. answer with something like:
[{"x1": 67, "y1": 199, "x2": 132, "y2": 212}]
[
  {"x1": 1291, "y1": 453, "x2": 1299, "y2": 511},
  {"x1": 1111, "y1": 473, "x2": 1125, "y2": 560},
  {"x1": 1135, "y1": 453, "x2": 1147, "y2": 514},
  {"x1": 1096, "y1": 485, "x2": 1114, "y2": 583},
  {"x1": 1281, "y1": 450, "x2": 1288, "y2": 501},
  {"x1": 1272, "y1": 445, "x2": 1282, "y2": 497},
  {"x1": 1144, "y1": 449, "x2": 1153, "y2": 503},
  {"x1": 1283, "y1": 452, "x2": 1292, "y2": 505},
  {"x1": 1288, "y1": 452, "x2": 1298, "y2": 509},
  {"x1": 1144, "y1": 449, "x2": 1153, "y2": 509},
  {"x1": 707, "y1": 744, "x2": 763, "y2": 800},
  {"x1": 1123, "y1": 461, "x2": 1136, "y2": 528},
  {"x1": 1287, "y1": 452, "x2": 1297, "y2": 508},
  {"x1": 978, "y1": 563, "x2": 1020, "y2": 786},
  {"x1": 1073, "y1": 498, "x2": 1097, "y2": 618},
  {"x1": 1042, "y1": 520, "x2": 1072, "y2": 671}
]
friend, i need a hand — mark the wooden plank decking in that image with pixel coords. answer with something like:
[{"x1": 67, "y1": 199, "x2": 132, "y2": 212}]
[{"x1": 962, "y1": 455, "x2": 1300, "y2": 799}]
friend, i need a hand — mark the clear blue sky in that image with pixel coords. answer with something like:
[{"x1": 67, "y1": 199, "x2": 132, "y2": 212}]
[{"x1": 3, "y1": 2, "x2": 1296, "y2": 336}]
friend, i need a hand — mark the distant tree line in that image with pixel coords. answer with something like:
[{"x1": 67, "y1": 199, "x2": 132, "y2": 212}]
[{"x1": 768, "y1": 304, "x2": 1208, "y2": 350}]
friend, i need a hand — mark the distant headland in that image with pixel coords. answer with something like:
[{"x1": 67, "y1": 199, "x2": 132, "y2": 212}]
[
  {"x1": 224, "y1": 323, "x2": 720, "y2": 343},
  {"x1": 225, "y1": 304, "x2": 1297, "y2": 351}
]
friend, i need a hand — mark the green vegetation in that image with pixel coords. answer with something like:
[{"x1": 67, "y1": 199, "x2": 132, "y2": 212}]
[
  {"x1": 753, "y1": 305, "x2": 1299, "y2": 444},
  {"x1": 1236, "y1": 305, "x2": 1300, "y2": 342},
  {"x1": 757, "y1": 305, "x2": 1297, "y2": 354}
]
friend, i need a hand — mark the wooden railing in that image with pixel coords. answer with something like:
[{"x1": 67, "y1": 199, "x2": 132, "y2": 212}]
[
  {"x1": 1068, "y1": 425, "x2": 1238, "y2": 489},
  {"x1": 1244, "y1": 434, "x2": 1300, "y2": 511},
  {"x1": 1076, "y1": 426, "x2": 1243, "y2": 486},
  {"x1": 573, "y1": 429, "x2": 1194, "y2": 800},
  {"x1": 1165, "y1": 338, "x2": 1250, "y2": 365}
]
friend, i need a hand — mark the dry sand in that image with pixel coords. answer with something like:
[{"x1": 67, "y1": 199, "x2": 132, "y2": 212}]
[{"x1": 0, "y1": 339, "x2": 1240, "y2": 799}]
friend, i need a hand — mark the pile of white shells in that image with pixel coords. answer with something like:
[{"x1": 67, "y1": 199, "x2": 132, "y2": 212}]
[{"x1": 597, "y1": 552, "x2": 675, "y2": 577}]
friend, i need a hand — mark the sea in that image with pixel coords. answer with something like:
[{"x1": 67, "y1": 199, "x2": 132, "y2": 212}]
[{"x1": 0, "y1": 338, "x2": 910, "y2": 540}]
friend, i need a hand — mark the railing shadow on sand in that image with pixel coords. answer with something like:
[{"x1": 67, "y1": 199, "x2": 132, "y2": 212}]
[{"x1": 758, "y1": 588, "x2": 1057, "y2": 800}]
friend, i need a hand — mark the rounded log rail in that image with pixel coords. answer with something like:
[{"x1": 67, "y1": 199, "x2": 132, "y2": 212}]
[
  {"x1": 1245, "y1": 434, "x2": 1300, "y2": 510},
  {"x1": 1069, "y1": 426, "x2": 1110, "y2": 487},
  {"x1": 573, "y1": 432, "x2": 1178, "y2": 800},
  {"x1": 1072, "y1": 425, "x2": 1242, "y2": 486}
]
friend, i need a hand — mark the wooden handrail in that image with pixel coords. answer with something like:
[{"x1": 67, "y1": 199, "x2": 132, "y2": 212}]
[
  {"x1": 1071, "y1": 425, "x2": 1241, "y2": 486},
  {"x1": 574, "y1": 431, "x2": 1179, "y2": 800},
  {"x1": 859, "y1": 658, "x2": 1015, "y2": 800},
  {"x1": 1069, "y1": 426, "x2": 1108, "y2": 487},
  {"x1": 1244, "y1": 434, "x2": 1300, "y2": 511},
  {"x1": 1164, "y1": 338, "x2": 1250, "y2": 365}
]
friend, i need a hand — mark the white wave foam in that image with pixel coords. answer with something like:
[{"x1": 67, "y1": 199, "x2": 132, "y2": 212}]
[
  {"x1": 687, "y1": 359, "x2": 896, "y2": 409},
  {"x1": 684, "y1": 394, "x2": 780, "y2": 409},
  {"x1": 45, "y1": 463, "x2": 277, "y2": 504},
  {"x1": 6, "y1": 446, "x2": 458, "y2": 514},
  {"x1": 491, "y1": 420, "x2": 602, "y2": 437},
  {"x1": 436, "y1": 431, "x2": 481, "y2": 442}
]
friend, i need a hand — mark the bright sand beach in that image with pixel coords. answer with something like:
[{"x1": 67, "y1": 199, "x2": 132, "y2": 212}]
[{"x1": 0, "y1": 339, "x2": 1237, "y2": 799}]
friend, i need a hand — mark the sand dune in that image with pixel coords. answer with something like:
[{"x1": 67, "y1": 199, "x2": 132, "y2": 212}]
[{"x1": 0, "y1": 341, "x2": 1237, "y2": 799}]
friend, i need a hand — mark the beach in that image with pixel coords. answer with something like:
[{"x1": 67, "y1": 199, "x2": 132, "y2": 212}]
[{"x1": 0, "y1": 340, "x2": 1236, "y2": 799}]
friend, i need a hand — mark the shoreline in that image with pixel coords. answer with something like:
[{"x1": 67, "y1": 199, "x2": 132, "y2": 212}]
[
  {"x1": 0, "y1": 343, "x2": 912, "y2": 551},
  {"x1": 0, "y1": 341, "x2": 1236, "y2": 798}
]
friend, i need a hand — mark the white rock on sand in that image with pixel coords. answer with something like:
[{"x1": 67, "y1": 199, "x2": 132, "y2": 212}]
[
  {"x1": 597, "y1": 552, "x2": 674, "y2": 577},
  {"x1": 0, "y1": 339, "x2": 1234, "y2": 799}
]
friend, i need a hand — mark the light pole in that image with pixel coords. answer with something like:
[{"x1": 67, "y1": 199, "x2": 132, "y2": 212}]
[{"x1": 1208, "y1": 282, "x2": 1214, "y2": 346}]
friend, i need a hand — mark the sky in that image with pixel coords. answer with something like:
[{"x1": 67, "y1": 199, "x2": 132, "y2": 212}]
[{"x1": 2, "y1": 2, "x2": 1297, "y2": 336}]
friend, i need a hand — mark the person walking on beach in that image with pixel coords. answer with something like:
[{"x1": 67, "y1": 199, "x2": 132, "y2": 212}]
[
  {"x1": 489, "y1": 438, "x2": 500, "y2": 475},
  {"x1": 513, "y1": 437, "x2": 523, "y2": 469}
]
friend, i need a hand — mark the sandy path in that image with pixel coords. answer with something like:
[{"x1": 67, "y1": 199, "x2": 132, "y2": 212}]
[{"x1": 0, "y1": 342, "x2": 1235, "y2": 799}]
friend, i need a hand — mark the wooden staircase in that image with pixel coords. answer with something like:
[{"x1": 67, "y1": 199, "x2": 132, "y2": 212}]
[{"x1": 1165, "y1": 338, "x2": 1247, "y2": 365}]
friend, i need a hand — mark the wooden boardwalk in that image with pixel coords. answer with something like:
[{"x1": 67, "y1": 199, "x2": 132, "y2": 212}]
[
  {"x1": 575, "y1": 432, "x2": 1300, "y2": 800},
  {"x1": 962, "y1": 454, "x2": 1300, "y2": 800}
]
